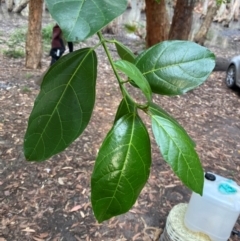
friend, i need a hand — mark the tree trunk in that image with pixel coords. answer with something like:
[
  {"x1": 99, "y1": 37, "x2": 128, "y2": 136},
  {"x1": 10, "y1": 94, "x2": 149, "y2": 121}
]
[
  {"x1": 168, "y1": 0, "x2": 195, "y2": 40},
  {"x1": 25, "y1": 0, "x2": 43, "y2": 69},
  {"x1": 13, "y1": 0, "x2": 29, "y2": 13},
  {"x1": 234, "y1": 4, "x2": 239, "y2": 21},
  {"x1": 224, "y1": 0, "x2": 240, "y2": 27},
  {"x1": 128, "y1": 0, "x2": 144, "y2": 23},
  {"x1": 213, "y1": 2, "x2": 226, "y2": 22},
  {"x1": 201, "y1": 0, "x2": 209, "y2": 17},
  {"x1": 194, "y1": 1, "x2": 218, "y2": 45},
  {"x1": 127, "y1": 0, "x2": 145, "y2": 11},
  {"x1": 145, "y1": 0, "x2": 169, "y2": 47},
  {"x1": 6, "y1": 0, "x2": 14, "y2": 12}
]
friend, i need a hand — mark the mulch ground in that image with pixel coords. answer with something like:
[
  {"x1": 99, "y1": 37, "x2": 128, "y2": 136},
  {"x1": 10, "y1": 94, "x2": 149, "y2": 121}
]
[{"x1": 1, "y1": 13, "x2": 240, "y2": 241}]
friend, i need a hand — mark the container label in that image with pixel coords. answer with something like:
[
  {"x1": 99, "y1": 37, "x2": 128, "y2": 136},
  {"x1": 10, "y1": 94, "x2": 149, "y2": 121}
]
[{"x1": 218, "y1": 183, "x2": 237, "y2": 195}]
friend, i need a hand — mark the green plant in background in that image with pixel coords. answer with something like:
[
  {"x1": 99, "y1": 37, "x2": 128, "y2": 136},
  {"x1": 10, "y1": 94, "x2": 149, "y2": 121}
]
[
  {"x1": 42, "y1": 24, "x2": 54, "y2": 41},
  {"x1": 3, "y1": 49, "x2": 25, "y2": 58},
  {"x1": 42, "y1": 23, "x2": 54, "y2": 51},
  {"x1": 3, "y1": 28, "x2": 26, "y2": 58},
  {"x1": 216, "y1": 0, "x2": 229, "y2": 4},
  {"x1": 124, "y1": 22, "x2": 145, "y2": 39},
  {"x1": 25, "y1": 72, "x2": 33, "y2": 80},
  {"x1": 21, "y1": 86, "x2": 31, "y2": 93},
  {"x1": 9, "y1": 28, "x2": 27, "y2": 46},
  {"x1": 23, "y1": 0, "x2": 215, "y2": 223},
  {"x1": 3, "y1": 25, "x2": 54, "y2": 58},
  {"x1": 124, "y1": 23, "x2": 138, "y2": 33}
]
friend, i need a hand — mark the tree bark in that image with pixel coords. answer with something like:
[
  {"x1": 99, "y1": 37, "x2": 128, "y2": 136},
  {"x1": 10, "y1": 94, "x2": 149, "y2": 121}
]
[
  {"x1": 6, "y1": 0, "x2": 14, "y2": 12},
  {"x1": 213, "y1": 2, "x2": 226, "y2": 22},
  {"x1": 13, "y1": 0, "x2": 29, "y2": 13},
  {"x1": 128, "y1": 0, "x2": 143, "y2": 23},
  {"x1": 201, "y1": 0, "x2": 209, "y2": 17},
  {"x1": 213, "y1": 57, "x2": 229, "y2": 72},
  {"x1": 224, "y1": 0, "x2": 240, "y2": 27},
  {"x1": 233, "y1": 0, "x2": 239, "y2": 21},
  {"x1": 25, "y1": 0, "x2": 43, "y2": 69},
  {"x1": 145, "y1": 0, "x2": 169, "y2": 47},
  {"x1": 194, "y1": 1, "x2": 217, "y2": 45},
  {"x1": 168, "y1": 0, "x2": 196, "y2": 40}
]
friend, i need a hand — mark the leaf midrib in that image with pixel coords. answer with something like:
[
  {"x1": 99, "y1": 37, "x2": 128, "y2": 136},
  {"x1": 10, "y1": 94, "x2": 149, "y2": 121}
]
[
  {"x1": 28, "y1": 49, "x2": 94, "y2": 159},
  {"x1": 102, "y1": 114, "x2": 136, "y2": 218},
  {"x1": 142, "y1": 56, "x2": 213, "y2": 76},
  {"x1": 152, "y1": 115, "x2": 199, "y2": 186}
]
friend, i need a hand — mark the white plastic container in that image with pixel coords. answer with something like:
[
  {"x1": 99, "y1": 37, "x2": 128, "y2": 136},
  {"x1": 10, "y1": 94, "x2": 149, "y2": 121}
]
[{"x1": 184, "y1": 172, "x2": 240, "y2": 241}]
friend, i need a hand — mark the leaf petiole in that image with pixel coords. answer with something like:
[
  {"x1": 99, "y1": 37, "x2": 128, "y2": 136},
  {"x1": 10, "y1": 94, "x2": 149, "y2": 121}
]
[{"x1": 97, "y1": 31, "x2": 128, "y2": 101}]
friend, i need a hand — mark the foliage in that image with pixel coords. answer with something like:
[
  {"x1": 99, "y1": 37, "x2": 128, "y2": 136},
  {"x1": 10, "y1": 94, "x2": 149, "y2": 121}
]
[
  {"x1": 3, "y1": 49, "x2": 25, "y2": 58},
  {"x1": 9, "y1": 28, "x2": 27, "y2": 46},
  {"x1": 216, "y1": 0, "x2": 229, "y2": 4},
  {"x1": 25, "y1": 72, "x2": 34, "y2": 80},
  {"x1": 42, "y1": 24, "x2": 54, "y2": 42},
  {"x1": 3, "y1": 28, "x2": 26, "y2": 58},
  {"x1": 42, "y1": 23, "x2": 55, "y2": 51},
  {"x1": 3, "y1": 24, "x2": 54, "y2": 57},
  {"x1": 24, "y1": 0, "x2": 215, "y2": 223},
  {"x1": 124, "y1": 23, "x2": 138, "y2": 33},
  {"x1": 21, "y1": 86, "x2": 32, "y2": 93},
  {"x1": 124, "y1": 22, "x2": 145, "y2": 39}
]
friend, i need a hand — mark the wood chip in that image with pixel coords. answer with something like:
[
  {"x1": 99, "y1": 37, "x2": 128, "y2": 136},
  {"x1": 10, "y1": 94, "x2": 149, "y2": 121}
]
[
  {"x1": 22, "y1": 227, "x2": 36, "y2": 232},
  {"x1": 70, "y1": 205, "x2": 82, "y2": 212}
]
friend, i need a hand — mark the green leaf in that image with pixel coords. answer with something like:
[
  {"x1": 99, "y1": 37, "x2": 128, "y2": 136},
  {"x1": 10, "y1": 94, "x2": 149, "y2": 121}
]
[
  {"x1": 114, "y1": 60, "x2": 152, "y2": 102},
  {"x1": 151, "y1": 115, "x2": 203, "y2": 194},
  {"x1": 148, "y1": 102, "x2": 195, "y2": 146},
  {"x1": 115, "y1": 41, "x2": 135, "y2": 63},
  {"x1": 24, "y1": 48, "x2": 97, "y2": 161},
  {"x1": 45, "y1": 0, "x2": 128, "y2": 42},
  {"x1": 91, "y1": 114, "x2": 151, "y2": 222},
  {"x1": 114, "y1": 97, "x2": 136, "y2": 123},
  {"x1": 135, "y1": 41, "x2": 215, "y2": 95}
]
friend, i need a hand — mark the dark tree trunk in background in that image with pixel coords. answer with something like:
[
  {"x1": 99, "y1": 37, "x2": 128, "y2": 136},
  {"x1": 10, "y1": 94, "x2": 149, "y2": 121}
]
[
  {"x1": 168, "y1": 0, "x2": 195, "y2": 40},
  {"x1": 25, "y1": 0, "x2": 43, "y2": 69},
  {"x1": 145, "y1": 0, "x2": 169, "y2": 47}
]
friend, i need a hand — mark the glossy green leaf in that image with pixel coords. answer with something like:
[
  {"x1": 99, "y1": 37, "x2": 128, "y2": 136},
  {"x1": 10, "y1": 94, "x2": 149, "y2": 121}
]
[
  {"x1": 114, "y1": 60, "x2": 152, "y2": 102},
  {"x1": 135, "y1": 40, "x2": 215, "y2": 95},
  {"x1": 45, "y1": 0, "x2": 128, "y2": 42},
  {"x1": 115, "y1": 41, "x2": 135, "y2": 63},
  {"x1": 151, "y1": 114, "x2": 203, "y2": 194},
  {"x1": 91, "y1": 114, "x2": 151, "y2": 222},
  {"x1": 24, "y1": 48, "x2": 97, "y2": 161},
  {"x1": 148, "y1": 102, "x2": 195, "y2": 146},
  {"x1": 114, "y1": 97, "x2": 136, "y2": 123}
]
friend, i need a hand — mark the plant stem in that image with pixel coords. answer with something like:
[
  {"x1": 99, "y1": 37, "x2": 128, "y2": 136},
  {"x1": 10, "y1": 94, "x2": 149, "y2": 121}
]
[
  {"x1": 97, "y1": 32, "x2": 125, "y2": 95},
  {"x1": 97, "y1": 32, "x2": 148, "y2": 110}
]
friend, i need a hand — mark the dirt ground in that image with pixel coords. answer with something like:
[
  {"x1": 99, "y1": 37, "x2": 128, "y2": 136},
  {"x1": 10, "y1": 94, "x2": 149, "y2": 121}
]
[{"x1": 1, "y1": 10, "x2": 240, "y2": 241}]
